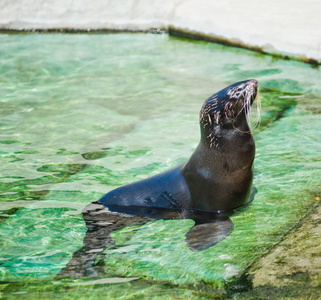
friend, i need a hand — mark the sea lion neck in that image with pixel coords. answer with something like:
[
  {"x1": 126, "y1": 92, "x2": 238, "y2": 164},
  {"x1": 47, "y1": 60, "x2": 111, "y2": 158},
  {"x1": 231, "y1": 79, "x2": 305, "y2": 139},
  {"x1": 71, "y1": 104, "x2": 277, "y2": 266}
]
[
  {"x1": 199, "y1": 127, "x2": 251, "y2": 153},
  {"x1": 199, "y1": 113, "x2": 252, "y2": 150}
]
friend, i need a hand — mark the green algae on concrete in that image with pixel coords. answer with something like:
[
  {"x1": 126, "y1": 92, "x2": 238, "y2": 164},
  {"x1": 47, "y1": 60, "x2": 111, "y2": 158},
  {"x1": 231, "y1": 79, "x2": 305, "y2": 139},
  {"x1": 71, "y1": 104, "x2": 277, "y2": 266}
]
[
  {"x1": 0, "y1": 33, "x2": 321, "y2": 297},
  {"x1": 0, "y1": 277, "x2": 226, "y2": 300},
  {"x1": 252, "y1": 205, "x2": 321, "y2": 286},
  {"x1": 236, "y1": 203, "x2": 321, "y2": 299}
]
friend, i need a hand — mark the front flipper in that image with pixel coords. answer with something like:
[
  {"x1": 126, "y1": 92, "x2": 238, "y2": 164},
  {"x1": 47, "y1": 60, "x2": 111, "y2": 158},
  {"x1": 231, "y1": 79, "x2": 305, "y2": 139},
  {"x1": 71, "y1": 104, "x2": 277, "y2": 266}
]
[{"x1": 185, "y1": 216, "x2": 234, "y2": 252}]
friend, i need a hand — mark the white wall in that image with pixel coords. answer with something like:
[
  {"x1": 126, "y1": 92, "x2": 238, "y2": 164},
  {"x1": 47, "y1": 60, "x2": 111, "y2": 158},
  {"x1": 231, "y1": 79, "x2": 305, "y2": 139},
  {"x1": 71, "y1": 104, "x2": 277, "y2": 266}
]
[{"x1": 1, "y1": 0, "x2": 320, "y2": 63}]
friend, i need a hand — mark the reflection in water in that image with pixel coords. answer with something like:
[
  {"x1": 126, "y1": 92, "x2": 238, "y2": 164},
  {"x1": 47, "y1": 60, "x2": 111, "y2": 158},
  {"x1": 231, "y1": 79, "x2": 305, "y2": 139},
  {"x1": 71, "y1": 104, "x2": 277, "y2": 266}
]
[{"x1": 58, "y1": 202, "x2": 234, "y2": 278}]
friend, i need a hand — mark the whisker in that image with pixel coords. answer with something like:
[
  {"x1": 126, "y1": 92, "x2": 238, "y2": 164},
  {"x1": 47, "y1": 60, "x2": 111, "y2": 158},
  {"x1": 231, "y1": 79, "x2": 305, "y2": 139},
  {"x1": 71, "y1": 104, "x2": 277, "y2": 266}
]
[{"x1": 249, "y1": 88, "x2": 261, "y2": 130}]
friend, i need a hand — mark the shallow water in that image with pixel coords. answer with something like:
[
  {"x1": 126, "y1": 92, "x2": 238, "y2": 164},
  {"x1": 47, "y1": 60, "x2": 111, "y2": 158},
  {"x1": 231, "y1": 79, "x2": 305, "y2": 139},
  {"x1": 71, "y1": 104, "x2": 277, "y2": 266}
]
[{"x1": 0, "y1": 33, "x2": 320, "y2": 298}]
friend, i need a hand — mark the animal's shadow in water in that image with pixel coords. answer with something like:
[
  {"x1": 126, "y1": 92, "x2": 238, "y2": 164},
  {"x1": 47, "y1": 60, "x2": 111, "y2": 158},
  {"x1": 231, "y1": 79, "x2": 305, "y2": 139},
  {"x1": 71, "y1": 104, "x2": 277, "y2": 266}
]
[{"x1": 58, "y1": 189, "x2": 256, "y2": 279}]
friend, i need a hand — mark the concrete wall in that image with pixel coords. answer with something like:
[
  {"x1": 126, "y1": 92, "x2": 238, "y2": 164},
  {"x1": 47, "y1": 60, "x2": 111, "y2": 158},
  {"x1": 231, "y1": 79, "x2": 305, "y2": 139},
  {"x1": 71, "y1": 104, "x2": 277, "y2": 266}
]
[{"x1": 1, "y1": 0, "x2": 321, "y2": 63}]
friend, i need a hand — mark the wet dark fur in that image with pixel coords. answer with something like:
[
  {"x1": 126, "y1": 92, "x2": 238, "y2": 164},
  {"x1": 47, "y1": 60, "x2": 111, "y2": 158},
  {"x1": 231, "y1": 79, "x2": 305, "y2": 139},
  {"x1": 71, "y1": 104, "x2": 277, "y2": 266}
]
[
  {"x1": 59, "y1": 80, "x2": 258, "y2": 278},
  {"x1": 99, "y1": 79, "x2": 257, "y2": 212}
]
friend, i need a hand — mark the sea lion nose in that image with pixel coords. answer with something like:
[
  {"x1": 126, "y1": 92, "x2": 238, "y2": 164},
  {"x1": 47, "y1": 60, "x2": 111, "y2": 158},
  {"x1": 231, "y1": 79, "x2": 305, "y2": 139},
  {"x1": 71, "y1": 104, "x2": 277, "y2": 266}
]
[
  {"x1": 247, "y1": 80, "x2": 258, "y2": 97},
  {"x1": 249, "y1": 79, "x2": 258, "y2": 86}
]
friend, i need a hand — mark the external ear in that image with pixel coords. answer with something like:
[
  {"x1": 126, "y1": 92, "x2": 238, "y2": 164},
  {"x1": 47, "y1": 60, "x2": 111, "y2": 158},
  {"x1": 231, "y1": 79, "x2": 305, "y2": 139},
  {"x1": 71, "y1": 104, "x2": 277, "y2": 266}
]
[{"x1": 185, "y1": 217, "x2": 234, "y2": 251}]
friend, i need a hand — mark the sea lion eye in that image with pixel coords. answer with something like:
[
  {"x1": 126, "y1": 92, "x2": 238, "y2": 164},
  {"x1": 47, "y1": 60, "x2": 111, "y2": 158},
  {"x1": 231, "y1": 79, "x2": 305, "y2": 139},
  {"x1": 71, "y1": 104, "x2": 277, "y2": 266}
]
[
  {"x1": 228, "y1": 88, "x2": 241, "y2": 99},
  {"x1": 227, "y1": 88, "x2": 234, "y2": 96},
  {"x1": 234, "y1": 90, "x2": 241, "y2": 97}
]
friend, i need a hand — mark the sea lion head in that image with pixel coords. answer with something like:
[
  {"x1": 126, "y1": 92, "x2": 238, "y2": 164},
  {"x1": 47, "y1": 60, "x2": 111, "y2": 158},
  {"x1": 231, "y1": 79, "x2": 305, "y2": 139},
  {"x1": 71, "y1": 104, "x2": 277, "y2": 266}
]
[{"x1": 200, "y1": 79, "x2": 258, "y2": 147}]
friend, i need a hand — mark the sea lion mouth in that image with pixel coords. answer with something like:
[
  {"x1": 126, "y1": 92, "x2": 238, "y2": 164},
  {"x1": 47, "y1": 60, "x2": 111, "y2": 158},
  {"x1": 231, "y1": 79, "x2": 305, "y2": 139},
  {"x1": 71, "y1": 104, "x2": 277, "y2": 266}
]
[
  {"x1": 235, "y1": 79, "x2": 258, "y2": 121},
  {"x1": 244, "y1": 79, "x2": 258, "y2": 105}
]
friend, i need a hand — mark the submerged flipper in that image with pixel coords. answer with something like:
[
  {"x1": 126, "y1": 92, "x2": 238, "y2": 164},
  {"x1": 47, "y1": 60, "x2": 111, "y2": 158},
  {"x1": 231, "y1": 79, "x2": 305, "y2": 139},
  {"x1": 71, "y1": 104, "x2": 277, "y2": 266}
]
[
  {"x1": 59, "y1": 202, "x2": 247, "y2": 277},
  {"x1": 185, "y1": 215, "x2": 234, "y2": 252},
  {"x1": 184, "y1": 186, "x2": 258, "y2": 252}
]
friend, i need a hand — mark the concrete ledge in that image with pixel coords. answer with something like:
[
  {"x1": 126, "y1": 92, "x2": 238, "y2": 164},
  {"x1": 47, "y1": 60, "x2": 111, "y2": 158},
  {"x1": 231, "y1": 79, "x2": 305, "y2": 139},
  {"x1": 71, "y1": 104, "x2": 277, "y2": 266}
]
[{"x1": 1, "y1": 0, "x2": 321, "y2": 64}]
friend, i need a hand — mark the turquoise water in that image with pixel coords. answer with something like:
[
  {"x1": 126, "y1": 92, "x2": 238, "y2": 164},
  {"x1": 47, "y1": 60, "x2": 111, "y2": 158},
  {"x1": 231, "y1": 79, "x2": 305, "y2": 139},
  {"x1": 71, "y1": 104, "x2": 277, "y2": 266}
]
[{"x1": 0, "y1": 33, "x2": 320, "y2": 298}]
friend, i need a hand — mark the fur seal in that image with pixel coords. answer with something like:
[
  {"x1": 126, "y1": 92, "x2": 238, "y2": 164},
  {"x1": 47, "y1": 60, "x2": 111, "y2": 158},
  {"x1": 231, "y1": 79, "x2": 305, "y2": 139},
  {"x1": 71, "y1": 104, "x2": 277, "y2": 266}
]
[
  {"x1": 99, "y1": 79, "x2": 257, "y2": 212},
  {"x1": 59, "y1": 79, "x2": 258, "y2": 278}
]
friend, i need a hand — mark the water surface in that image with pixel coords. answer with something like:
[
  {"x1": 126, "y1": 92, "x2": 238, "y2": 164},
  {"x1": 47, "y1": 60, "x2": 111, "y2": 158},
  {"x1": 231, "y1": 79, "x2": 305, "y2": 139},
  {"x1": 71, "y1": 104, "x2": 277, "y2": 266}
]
[{"x1": 0, "y1": 33, "x2": 320, "y2": 298}]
